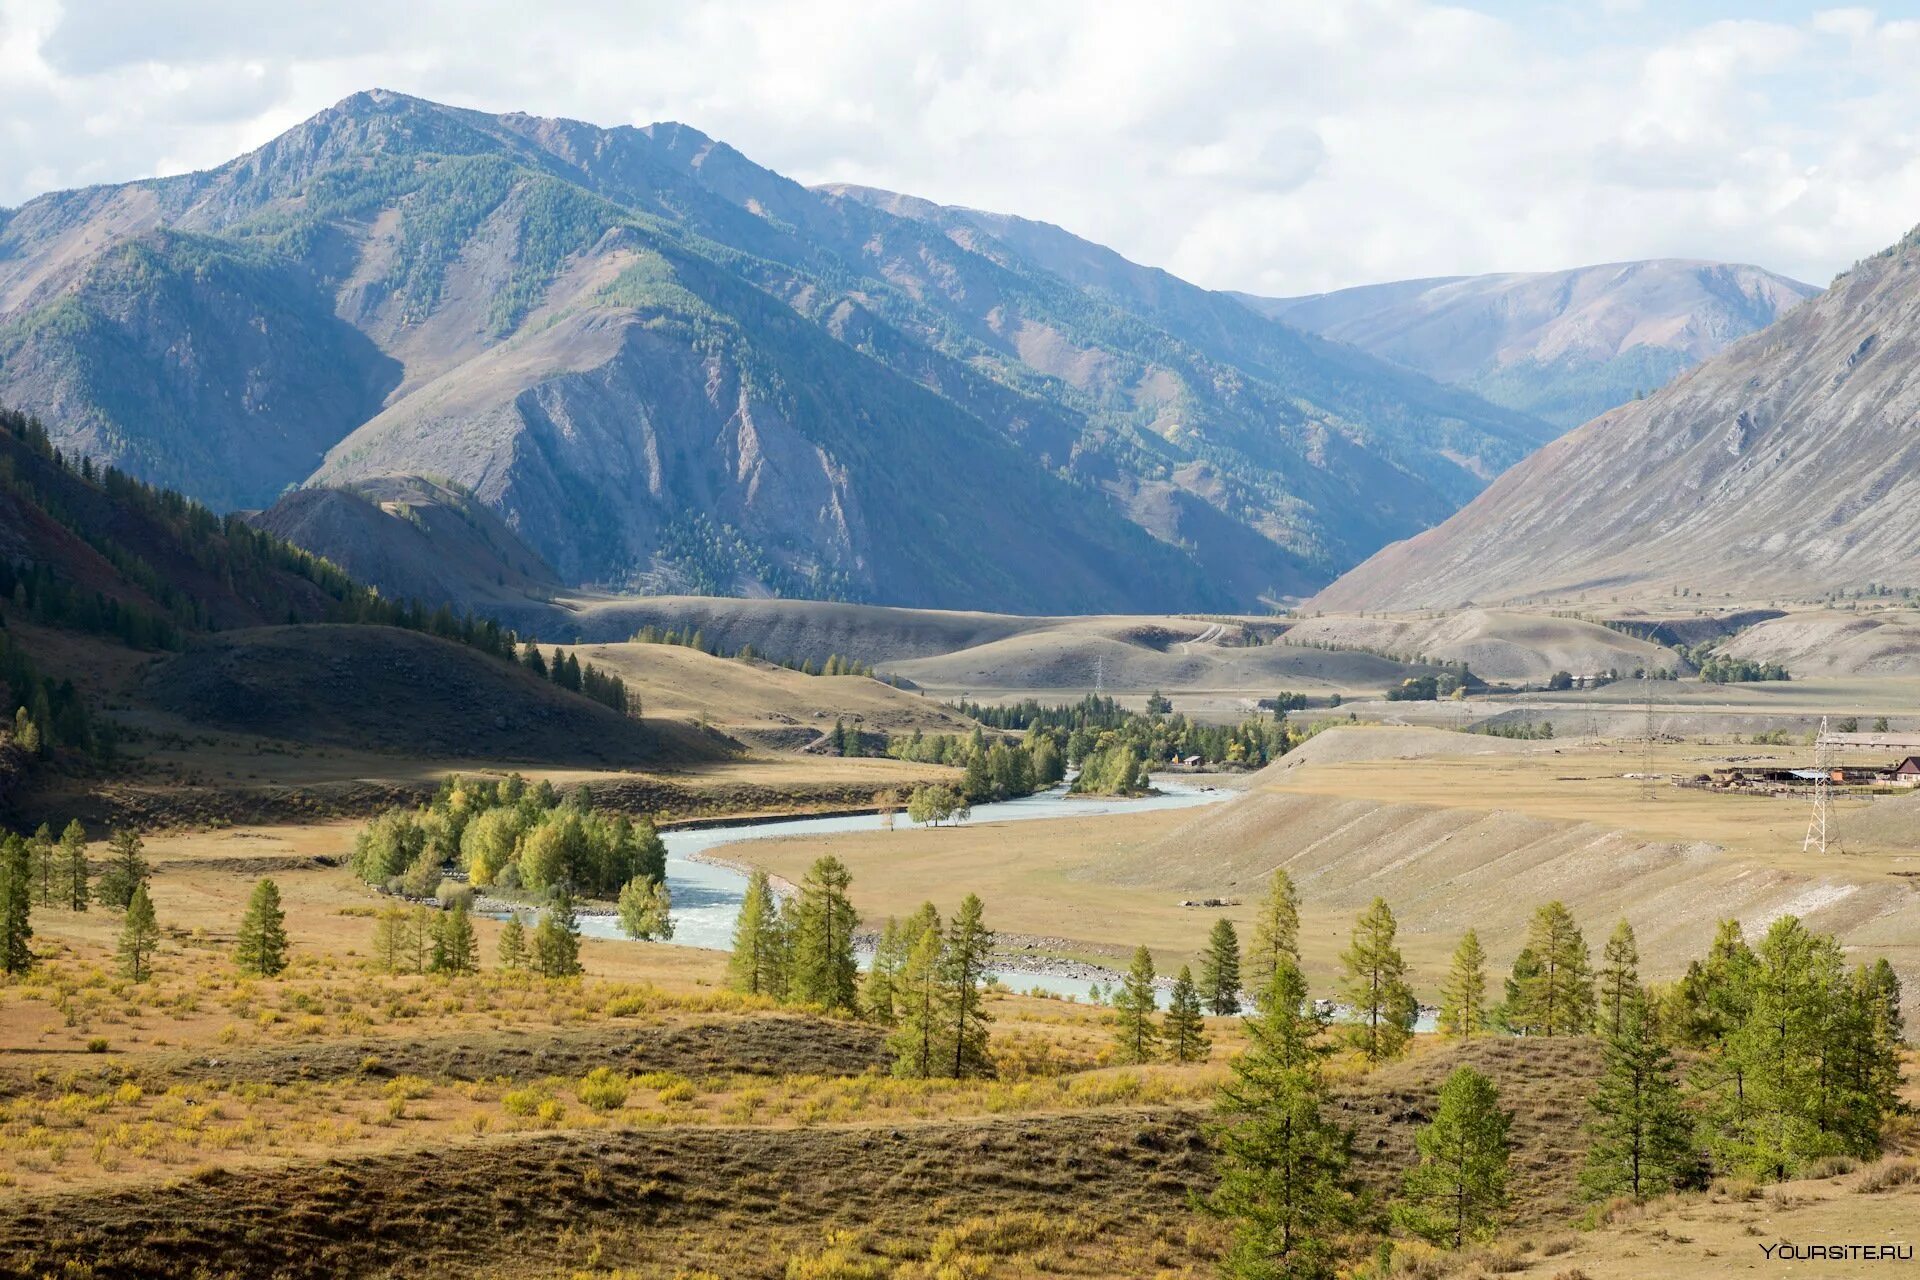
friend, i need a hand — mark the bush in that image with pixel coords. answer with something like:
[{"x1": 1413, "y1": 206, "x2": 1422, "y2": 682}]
[{"x1": 578, "y1": 1067, "x2": 630, "y2": 1112}]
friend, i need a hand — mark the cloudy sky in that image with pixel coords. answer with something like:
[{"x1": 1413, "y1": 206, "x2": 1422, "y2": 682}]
[{"x1": 4, "y1": 0, "x2": 1919, "y2": 295}]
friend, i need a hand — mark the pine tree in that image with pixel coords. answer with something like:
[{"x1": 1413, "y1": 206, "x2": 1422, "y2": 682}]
[
  {"x1": 1165, "y1": 965, "x2": 1211, "y2": 1063},
  {"x1": 1200, "y1": 916, "x2": 1244, "y2": 1015},
  {"x1": 1438, "y1": 929, "x2": 1488, "y2": 1039},
  {"x1": 234, "y1": 879, "x2": 290, "y2": 977},
  {"x1": 0, "y1": 835, "x2": 31, "y2": 975},
  {"x1": 616, "y1": 876, "x2": 674, "y2": 940},
  {"x1": 1597, "y1": 918, "x2": 1641, "y2": 1037},
  {"x1": 1339, "y1": 896, "x2": 1416, "y2": 1063},
  {"x1": 430, "y1": 903, "x2": 479, "y2": 975},
  {"x1": 1247, "y1": 868, "x2": 1300, "y2": 1004},
  {"x1": 887, "y1": 924, "x2": 950, "y2": 1078},
  {"x1": 1512, "y1": 902, "x2": 1595, "y2": 1036},
  {"x1": 497, "y1": 911, "x2": 529, "y2": 971},
  {"x1": 1204, "y1": 959, "x2": 1355, "y2": 1279},
  {"x1": 790, "y1": 856, "x2": 859, "y2": 1011},
  {"x1": 1581, "y1": 990, "x2": 1691, "y2": 1203},
  {"x1": 942, "y1": 894, "x2": 995, "y2": 1078},
  {"x1": 727, "y1": 869, "x2": 784, "y2": 996},
  {"x1": 59, "y1": 820, "x2": 88, "y2": 912},
  {"x1": 95, "y1": 827, "x2": 149, "y2": 909},
  {"x1": 829, "y1": 717, "x2": 848, "y2": 755},
  {"x1": 1113, "y1": 945, "x2": 1161, "y2": 1064},
  {"x1": 1396, "y1": 1065, "x2": 1512, "y2": 1248},
  {"x1": 533, "y1": 889, "x2": 583, "y2": 977},
  {"x1": 117, "y1": 884, "x2": 160, "y2": 981}
]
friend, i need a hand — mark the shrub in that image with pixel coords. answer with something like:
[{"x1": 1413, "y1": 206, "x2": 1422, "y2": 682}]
[
  {"x1": 1855, "y1": 1158, "x2": 1918, "y2": 1193},
  {"x1": 578, "y1": 1067, "x2": 630, "y2": 1112}
]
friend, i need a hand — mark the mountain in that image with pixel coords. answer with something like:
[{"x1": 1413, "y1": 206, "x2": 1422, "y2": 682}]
[
  {"x1": 1311, "y1": 227, "x2": 1920, "y2": 610},
  {"x1": 1243, "y1": 260, "x2": 1818, "y2": 429},
  {"x1": 0, "y1": 90, "x2": 1553, "y2": 612}
]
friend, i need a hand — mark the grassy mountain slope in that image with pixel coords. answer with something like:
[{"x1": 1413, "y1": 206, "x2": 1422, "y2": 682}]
[{"x1": 1, "y1": 90, "x2": 1557, "y2": 610}]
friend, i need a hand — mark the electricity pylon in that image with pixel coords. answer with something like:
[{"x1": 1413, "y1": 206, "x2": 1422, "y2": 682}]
[{"x1": 1803, "y1": 716, "x2": 1835, "y2": 854}]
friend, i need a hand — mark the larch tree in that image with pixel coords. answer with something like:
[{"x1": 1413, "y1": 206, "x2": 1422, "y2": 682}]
[
  {"x1": 532, "y1": 889, "x2": 583, "y2": 978},
  {"x1": 887, "y1": 924, "x2": 949, "y2": 1078},
  {"x1": 234, "y1": 879, "x2": 290, "y2": 977},
  {"x1": 865, "y1": 917, "x2": 906, "y2": 1023},
  {"x1": 1720, "y1": 916, "x2": 1843, "y2": 1180},
  {"x1": 1338, "y1": 897, "x2": 1416, "y2": 1064},
  {"x1": 942, "y1": 894, "x2": 995, "y2": 1078},
  {"x1": 1165, "y1": 965, "x2": 1211, "y2": 1063},
  {"x1": 1113, "y1": 945, "x2": 1162, "y2": 1064},
  {"x1": 95, "y1": 827, "x2": 149, "y2": 910},
  {"x1": 1597, "y1": 918, "x2": 1641, "y2": 1037},
  {"x1": 790, "y1": 856, "x2": 859, "y2": 1011},
  {"x1": 1512, "y1": 901, "x2": 1595, "y2": 1036},
  {"x1": 0, "y1": 835, "x2": 31, "y2": 975},
  {"x1": 1438, "y1": 929, "x2": 1488, "y2": 1039},
  {"x1": 28, "y1": 825, "x2": 53, "y2": 906},
  {"x1": 1203, "y1": 959, "x2": 1355, "y2": 1280},
  {"x1": 1246, "y1": 868, "x2": 1301, "y2": 1004},
  {"x1": 727, "y1": 869, "x2": 783, "y2": 996},
  {"x1": 1395, "y1": 1065, "x2": 1513, "y2": 1248},
  {"x1": 430, "y1": 903, "x2": 479, "y2": 975},
  {"x1": 117, "y1": 884, "x2": 160, "y2": 982},
  {"x1": 1200, "y1": 917, "x2": 1244, "y2": 1016},
  {"x1": 59, "y1": 820, "x2": 88, "y2": 912},
  {"x1": 497, "y1": 911, "x2": 529, "y2": 971},
  {"x1": 1581, "y1": 988, "x2": 1691, "y2": 1203}
]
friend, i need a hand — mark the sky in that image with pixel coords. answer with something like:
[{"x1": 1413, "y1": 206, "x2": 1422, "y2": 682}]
[{"x1": 4, "y1": 0, "x2": 1920, "y2": 295}]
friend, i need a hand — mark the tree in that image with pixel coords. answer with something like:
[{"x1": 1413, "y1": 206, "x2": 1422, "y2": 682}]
[
  {"x1": 430, "y1": 904, "x2": 479, "y2": 975},
  {"x1": 1203, "y1": 959, "x2": 1355, "y2": 1280},
  {"x1": 1438, "y1": 929, "x2": 1488, "y2": 1039},
  {"x1": 1200, "y1": 917, "x2": 1244, "y2": 1016},
  {"x1": 497, "y1": 911, "x2": 529, "y2": 971},
  {"x1": 1396, "y1": 1066, "x2": 1512, "y2": 1248},
  {"x1": 371, "y1": 905, "x2": 414, "y2": 973},
  {"x1": 1165, "y1": 965, "x2": 1211, "y2": 1063},
  {"x1": 727, "y1": 869, "x2": 784, "y2": 996},
  {"x1": 234, "y1": 879, "x2": 290, "y2": 977},
  {"x1": 0, "y1": 835, "x2": 31, "y2": 975},
  {"x1": 1511, "y1": 902, "x2": 1595, "y2": 1036},
  {"x1": 617, "y1": 876, "x2": 674, "y2": 941},
  {"x1": 28, "y1": 825, "x2": 53, "y2": 906},
  {"x1": 1113, "y1": 946, "x2": 1161, "y2": 1064},
  {"x1": 95, "y1": 828, "x2": 149, "y2": 909},
  {"x1": 942, "y1": 894, "x2": 995, "y2": 1078},
  {"x1": 117, "y1": 884, "x2": 160, "y2": 981},
  {"x1": 866, "y1": 917, "x2": 908, "y2": 1023},
  {"x1": 1339, "y1": 897, "x2": 1416, "y2": 1063},
  {"x1": 1247, "y1": 868, "x2": 1301, "y2": 1004},
  {"x1": 1598, "y1": 919, "x2": 1640, "y2": 1037},
  {"x1": 532, "y1": 889, "x2": 583, "y2": 977},
  {"x1": 59, "y1": 820, "x2": 88, "y2": 912},
  {"x1": 888, "y1": 923, "x2": 950, "y2": 1078},
  {"x1": 1581, "y1": 991, "x2": 1691, "y2": 1203},
  {"x1": 1500, "y1": 948, "x2": 1541, "y2": 1035},
  {"x1": 790, "y1": 856, "x2": 859, "y2": 1011}
]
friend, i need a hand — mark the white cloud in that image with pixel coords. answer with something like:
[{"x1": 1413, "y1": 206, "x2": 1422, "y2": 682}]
[{"x1": 3, "y1": 0, "x2": 1918, "y2": 294}]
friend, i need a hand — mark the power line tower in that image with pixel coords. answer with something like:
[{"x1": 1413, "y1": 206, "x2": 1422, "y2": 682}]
[
  {"x1": 1640, "y1": 669, "x2": 1658, "y2": 801},
  {"x1": 1803, "y1": 716, "x2": 1836, "y2": 855}
]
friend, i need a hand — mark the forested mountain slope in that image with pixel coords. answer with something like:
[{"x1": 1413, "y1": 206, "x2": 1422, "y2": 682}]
[{"x1": 1, "y1": 90, "x2": 1554, "y2": 611}]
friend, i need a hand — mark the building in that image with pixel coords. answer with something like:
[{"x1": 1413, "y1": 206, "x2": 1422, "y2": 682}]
[{"x1": 1895, "y1": 756, "x2": 1920, "y2": 786}]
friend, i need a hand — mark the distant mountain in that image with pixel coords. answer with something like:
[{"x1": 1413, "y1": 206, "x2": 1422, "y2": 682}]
[
  {"x1": 1243, "y1": 260, "x2": 1818, "y2": 429},
  {"x1": 0, "y1": 90, "x2": 1553, "y2": 613},
  {"x1": 1311, "y1": 228, "x2": 1920, "y2": 610}
]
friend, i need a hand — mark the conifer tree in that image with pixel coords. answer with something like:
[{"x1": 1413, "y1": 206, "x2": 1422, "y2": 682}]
[
  {"x1": 1204, "y1": 959, "x2": 1355, "y2": 1279},
  {"x1": 532, "y1": 890, "x2": 583, "y2": 978},
  {"x1": 117, "y1": 884, "x2": 160, "y2": 981},
  {"x1": 1113, "y1": 945, "x2": 1162, "y2": 1063},
  {"x1": 408, "y1": 904, "x2": 435, "y2": 974},
  {"x1": 497, "y1": 911, "x2": 529, "y2": 971},
  {"x1": 865, "y1": 917, "x2": 906, "y2": 1023},
  {"x1": 371, "y1": 905, "x2": 411, "y2": 973},
  {"x1": 942, "y1": 894, "x2": 995, "y2": 1078},
  {"x1": 1501, "y1": 947, "x2": 1541, "y2": 1035},
  {"x1": 1719, "y1": 916, "x2": 1846, "y2": 1180},
  {"x1": 829, "y1": 717, "x2": 848, "y2": 755},
  {"x1": 790, "y1": 856, "x2": 859, "y2": 1011},
  {"x1": 727, "y1": 869, "x2": 784, "y2": 996},
  {"x1": 1598, "y1": 918, "x2": 1641, "y2": 1037},
  {"x1": 1582, "y1": 989, "x2": 1690, "y2": 1203},
  {"x1": 1512, "y1": 902, "x2": 1595, "y2": 1035},
  {"x1": 1396, "y1": 1066, "x2": 1512, "y2": 1248},
  {"x1": 59, "y1": 820, "x2": 88, "y2": 912},
  {"x1": 888, "y1": 924, "x2": 950, "y2": 1078},
  {"x1": 1165, "y1": 965, "x2": 1211, "y2": 1063},
  {"x1": 1339, "y1": 896, "x2": 1416, "y2": 1063},
  {"x1": 28, "y1": 825, "x2": 53, "y2": 906},
  {"x1": 95, "y1": 828, "x2": 149, "y2": 909},
  {"x1": 616, "y1": 876, "x2": 674, "y2": 940},
  {"x1": 0, "y1": 835, "x2": 31, "y2": 975},
  {"x1": 430, "y1": 903, "x2": 479, "y2": 975},
  {"x1": 1438, "y1": 928, "x2": 1488, "y2": 1039},
  {"x1": 1200, "y1": 916, "x2": 1244, "y2": 1015},
  {"x1": 234, "y1": 879, "x2": 290, "y2": 977},
  {"x1": 1247, "y1": 868, "x2": 1301, "y2": 1005}
]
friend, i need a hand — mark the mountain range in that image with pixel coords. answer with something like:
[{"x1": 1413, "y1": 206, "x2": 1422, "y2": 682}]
[
  {"x1": 1313, "y1": 226, "x2": 1920, "y2": 609},
  {"x1": 1243, "y1": 260, "x2": 1818, "y2": 429}
]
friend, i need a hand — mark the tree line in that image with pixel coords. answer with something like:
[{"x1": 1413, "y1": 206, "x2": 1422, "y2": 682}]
[{"x1": 628, "y1": 623, "x2": 875, "y2": 677}]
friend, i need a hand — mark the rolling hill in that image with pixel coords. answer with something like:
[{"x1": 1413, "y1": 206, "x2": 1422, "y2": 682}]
[
  {"x1": 1245, "y1": 260, "x2": 1817, "y2": 428},
  {"x1": 1312, "y1": 225, "x2": 1920, "y2": 611},
  {"x1": 1, "y1": 90, "x2": 1554, "y2": 612}
]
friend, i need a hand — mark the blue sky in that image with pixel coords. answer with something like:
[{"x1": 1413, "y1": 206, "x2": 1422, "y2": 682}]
[{"x1": 4, "y1": 0, "x2": 1919, "y2": 293}]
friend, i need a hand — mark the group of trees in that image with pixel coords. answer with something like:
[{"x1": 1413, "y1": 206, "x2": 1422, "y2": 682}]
[
  {"x1": 952, "y1": 694, "x2": 1292, "y2": 771},
  {"x1": 1385, "y1": 667, "x2": 1474, "y2": 702},
  {"x1": 348, "y1": 775, "x2": 670, "y2": 933},
  {"x1": 628, "y1": 623, "x2": 875, "y2": 677},
  {"x1": 517, "y1": 644, "x2": 632, "y2": 713},
  {"x1": 888, "y1": 726, "x2": 1065, "y2": 804}
]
